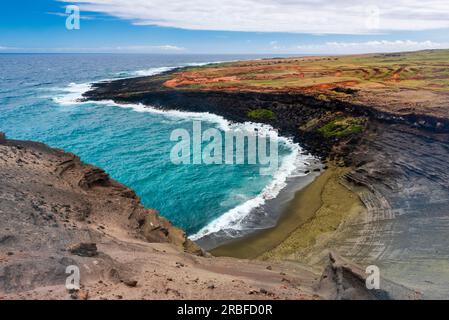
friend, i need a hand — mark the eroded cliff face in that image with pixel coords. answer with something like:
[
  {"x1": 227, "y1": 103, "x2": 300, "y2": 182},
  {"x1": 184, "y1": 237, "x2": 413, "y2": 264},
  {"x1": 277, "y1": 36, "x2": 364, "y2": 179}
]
[
  {"x1": 335, "y1": 122, "x2": 449, "y2": 299},
  {"x1": 0, "y1": 136, "x2": 204, "y2": 294}
]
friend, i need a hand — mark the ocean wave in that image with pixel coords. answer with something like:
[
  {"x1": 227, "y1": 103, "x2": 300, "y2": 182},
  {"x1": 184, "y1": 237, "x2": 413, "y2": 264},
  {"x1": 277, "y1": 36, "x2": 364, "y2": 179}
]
[
  {"x1": 52, "y1": 82, "x2": 92, "y2": 105},
  {"x1": 52, "y1": 61, "x2": 226, "y2": 105},
  {"x1": 118, "y1": 61, "x2": 229, "y2": 78},
  {"x1": 189, "y1": 133, "x2": 314, "y2": 241},
  {"x1": 132, "y1": 66, "x2": 178, "y2": 77}
]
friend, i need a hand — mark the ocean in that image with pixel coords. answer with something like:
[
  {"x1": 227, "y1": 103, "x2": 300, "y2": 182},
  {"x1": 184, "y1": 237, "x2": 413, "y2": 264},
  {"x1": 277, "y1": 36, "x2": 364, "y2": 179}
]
[{"x1": 0, "y1": 53, "x2": 317, "y2": 247}]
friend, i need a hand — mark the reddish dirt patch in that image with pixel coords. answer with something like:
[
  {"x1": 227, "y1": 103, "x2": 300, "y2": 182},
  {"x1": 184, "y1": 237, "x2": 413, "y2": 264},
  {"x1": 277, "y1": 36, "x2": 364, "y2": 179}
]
[
  {"x1": 164, "y1": 76, "x2": 239, "y2": 88},
  {"x1": 388, "y1": 67, "x2": 405, "y2": 82},
  {"x1": 301, "y1": 81, "x2": 359, "y2": 93},
  {"x1": 391, "y1": 72, "x2": 400, "y2": 81}
]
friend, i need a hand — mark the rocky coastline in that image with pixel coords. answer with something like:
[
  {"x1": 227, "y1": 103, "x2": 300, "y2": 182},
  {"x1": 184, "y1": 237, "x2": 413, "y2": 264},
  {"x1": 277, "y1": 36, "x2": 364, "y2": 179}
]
[
  {"x1": 82, "y1": 66, "x2": 449, "y2": 299},
  {"x1": 84, "y1": 67, "x2": 449, "y2": 160}
]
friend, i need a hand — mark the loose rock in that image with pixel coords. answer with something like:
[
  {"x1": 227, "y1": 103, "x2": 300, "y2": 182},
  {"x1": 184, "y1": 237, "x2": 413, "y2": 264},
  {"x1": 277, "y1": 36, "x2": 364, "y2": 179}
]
[{"x1": 68, "y1": 243, "x2": 98, "y2": 257}]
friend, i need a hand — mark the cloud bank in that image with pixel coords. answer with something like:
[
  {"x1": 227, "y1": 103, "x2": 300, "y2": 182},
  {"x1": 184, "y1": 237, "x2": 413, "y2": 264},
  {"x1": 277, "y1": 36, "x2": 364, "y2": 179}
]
[
  {"x1": 0, "y1": 46, "x2": 18, "y2": 51},
  {"x1": 60, "y1": 0, "x2": 449, "y2": 34},
  {"x1": 114, "y1": 45, "x2": 185, "y2": 52},
  {"x1": 293, "y1": 40, "x2": 449, "y2": 54}
]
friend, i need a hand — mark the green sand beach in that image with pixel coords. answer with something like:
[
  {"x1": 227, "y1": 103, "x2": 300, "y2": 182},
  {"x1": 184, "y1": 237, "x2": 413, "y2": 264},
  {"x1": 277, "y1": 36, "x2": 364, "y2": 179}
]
[{"x1": 211, "y1": 164, "x2": 365, "y2": 262}]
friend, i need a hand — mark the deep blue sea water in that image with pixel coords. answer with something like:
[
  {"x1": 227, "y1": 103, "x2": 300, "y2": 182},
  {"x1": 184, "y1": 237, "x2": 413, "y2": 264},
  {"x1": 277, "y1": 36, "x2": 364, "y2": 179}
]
[{"x1": 0, "y1": 54, "x2": 315, "y2": 243}]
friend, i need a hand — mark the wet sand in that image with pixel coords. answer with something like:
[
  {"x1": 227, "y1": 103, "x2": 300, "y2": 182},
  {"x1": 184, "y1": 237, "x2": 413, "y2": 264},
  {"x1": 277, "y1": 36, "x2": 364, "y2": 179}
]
[{"x1": 211, "y1": 164, "x2": 365, "y2": 261}]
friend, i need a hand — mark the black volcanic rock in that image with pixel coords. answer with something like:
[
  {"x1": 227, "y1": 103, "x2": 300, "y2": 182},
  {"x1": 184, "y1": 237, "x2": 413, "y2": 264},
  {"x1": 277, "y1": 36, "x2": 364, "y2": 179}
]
[{"x1": 68, "y1": 243, "x2": 98, "y2": 257}]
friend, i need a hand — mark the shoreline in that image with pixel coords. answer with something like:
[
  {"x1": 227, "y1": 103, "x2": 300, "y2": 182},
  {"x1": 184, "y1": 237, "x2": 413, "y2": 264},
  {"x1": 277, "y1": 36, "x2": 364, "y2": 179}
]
[
  {"x1": 67, "y1": 70, "x2": 356, "y2": 258},
  {"x1": 70, "y1": 91, "x2": 331, "y2": 254},
  {"x1": 66, "y1": 65, "x2": 324, "y2": 249},
  {"x1": 195, "y1": 159, "x2": 323, "y2": 251},
  {"x1": 210, "y1": 163, "x2": 365, "y2": 261},
  {"x1": 72, "y1": 96, "x2": 318, "y2": 247}
]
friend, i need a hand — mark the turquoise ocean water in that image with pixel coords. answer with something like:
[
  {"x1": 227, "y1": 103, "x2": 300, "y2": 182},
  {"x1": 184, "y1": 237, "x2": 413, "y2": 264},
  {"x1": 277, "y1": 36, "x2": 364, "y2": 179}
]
[{"x1": 0, "y1": 54, "x2": 315, "y2": 244}]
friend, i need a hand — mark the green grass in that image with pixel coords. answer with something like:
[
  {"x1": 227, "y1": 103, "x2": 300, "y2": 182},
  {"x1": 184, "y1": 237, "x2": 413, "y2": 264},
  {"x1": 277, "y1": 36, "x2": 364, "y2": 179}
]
[
  {"x1": 247, "y1": 109, "x2": 276, "y2": 120},
  {"x1": 164, "y1": 50, "x2": 449, "y2": 118},
  {"x1": 319, "y1": 117, "x2": 366, "y2": 138}
]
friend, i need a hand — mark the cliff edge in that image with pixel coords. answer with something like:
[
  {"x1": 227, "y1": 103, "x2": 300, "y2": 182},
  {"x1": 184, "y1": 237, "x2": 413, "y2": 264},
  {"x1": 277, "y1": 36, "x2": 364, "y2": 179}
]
[{"x1": 0, "y1": 133, "x2": 415, "y2": 300}]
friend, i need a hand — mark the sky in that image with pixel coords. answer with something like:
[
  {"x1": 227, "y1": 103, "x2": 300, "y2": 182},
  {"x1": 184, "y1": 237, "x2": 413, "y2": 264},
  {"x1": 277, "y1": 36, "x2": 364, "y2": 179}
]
[{"x1": 1, "y1": 0, "x2": 449, "y2": 54}]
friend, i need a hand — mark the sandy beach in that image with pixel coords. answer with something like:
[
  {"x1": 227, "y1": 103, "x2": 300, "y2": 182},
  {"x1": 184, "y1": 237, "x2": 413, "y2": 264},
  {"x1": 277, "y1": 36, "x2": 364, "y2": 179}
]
[{"x1": 211, "y1": 163, "x2": 366, "y2": 265}]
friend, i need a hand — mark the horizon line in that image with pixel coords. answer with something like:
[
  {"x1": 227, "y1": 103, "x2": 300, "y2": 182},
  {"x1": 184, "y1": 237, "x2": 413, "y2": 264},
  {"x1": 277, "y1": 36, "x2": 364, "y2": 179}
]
[{"x1": 0, "y1": 48, "x2": 446, "y2": 56}]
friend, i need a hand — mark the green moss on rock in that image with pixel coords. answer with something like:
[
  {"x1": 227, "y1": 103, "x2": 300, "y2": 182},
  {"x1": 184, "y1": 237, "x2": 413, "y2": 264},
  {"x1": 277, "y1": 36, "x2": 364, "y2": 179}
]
[
  {"x1": 319, "y1": 117, "x2": 366, "y2": 138},
  {"x1": 247, "y1": 109, "x2": 276, "y2": 120}
]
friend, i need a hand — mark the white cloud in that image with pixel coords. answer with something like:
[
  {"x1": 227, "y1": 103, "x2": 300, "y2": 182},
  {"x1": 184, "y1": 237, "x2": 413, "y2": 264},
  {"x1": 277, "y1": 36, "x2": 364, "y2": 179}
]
[
  {"x1": 59, "y1": 0, "x2": 449, "y2": 34},
  {"x1": 114, "y1": 45, "x2": 186, "y2": 52},
  {"x1": 0, "y1": 46, "x2": 17, "y2": 51},
  {"x1": 46, "y1": 11, "x2": 96, "y2": 20},
  {"x1": 295, "y1": 40, "x2": 449, "y2": 54}
]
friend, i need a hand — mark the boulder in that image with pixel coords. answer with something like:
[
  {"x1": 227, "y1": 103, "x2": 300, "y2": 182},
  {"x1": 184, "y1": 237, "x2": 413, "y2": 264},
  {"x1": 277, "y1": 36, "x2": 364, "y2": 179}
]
[
  {"x1": 316, "y1": 251, "x2": 415, "y2": 300},
  {"x1": 140, "y1": 209, "x2": 204, "y2": 256},
  {"x1": 78, "y1": 167, "x2": 110, "y2": 189},
  {"x1": 68, "y1": 243, "x2": 98, "y2": 257}
]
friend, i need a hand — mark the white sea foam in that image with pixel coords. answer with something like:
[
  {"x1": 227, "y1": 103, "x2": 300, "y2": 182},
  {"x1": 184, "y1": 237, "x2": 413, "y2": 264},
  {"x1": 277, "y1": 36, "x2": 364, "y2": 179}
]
[
  {"x1": 189, "y1": 133, "x2": 314, "y2": 241},
  {"x1": 52, "y1": 82, "x2": 92, "y2": 105},
  {"x1": 53, "y1": 63, "x2": 317, "y2": 241},
  {"x1": 90, "y1": 101, "x2": 315, "y2": 241},
  {"x1": 52, "y1": 62, "x2": 226, "y2": 105},
  {"x1": 123, "y1": 61, "x2": 229, "y2": 78},
  {"x1": 132, "y1": 66, "x2": 177, "y2": 77}
]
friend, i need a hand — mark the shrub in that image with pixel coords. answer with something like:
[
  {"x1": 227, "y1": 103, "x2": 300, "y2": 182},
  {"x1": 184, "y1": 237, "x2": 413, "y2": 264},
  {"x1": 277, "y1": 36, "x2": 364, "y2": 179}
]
[
  {"x1": 247, "y1": 109, "x2": 276, "y2": 120},
  {"x1": 318, "y1": 117, "x2": 366, "y2": 138}
]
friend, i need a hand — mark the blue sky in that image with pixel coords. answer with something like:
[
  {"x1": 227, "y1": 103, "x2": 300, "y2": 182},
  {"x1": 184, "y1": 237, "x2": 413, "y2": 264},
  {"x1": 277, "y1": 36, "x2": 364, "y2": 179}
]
[{"x1": 1, "y1": 0, "x2": 449, "y2": 54}]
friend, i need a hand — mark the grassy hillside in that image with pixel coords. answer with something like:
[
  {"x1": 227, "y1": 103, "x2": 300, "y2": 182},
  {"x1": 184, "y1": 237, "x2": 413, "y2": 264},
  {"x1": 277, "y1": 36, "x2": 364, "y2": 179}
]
[{"x1": 163, "y1": 50, "x2": 449, "y2": 118}]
